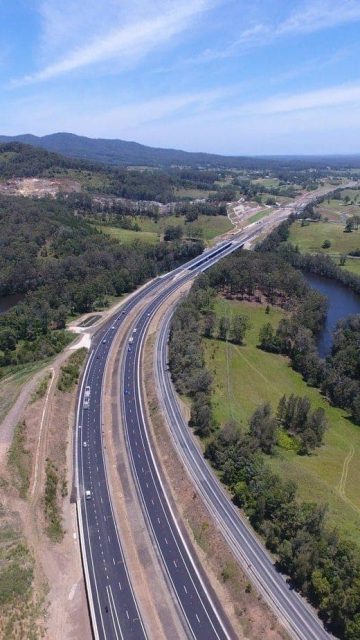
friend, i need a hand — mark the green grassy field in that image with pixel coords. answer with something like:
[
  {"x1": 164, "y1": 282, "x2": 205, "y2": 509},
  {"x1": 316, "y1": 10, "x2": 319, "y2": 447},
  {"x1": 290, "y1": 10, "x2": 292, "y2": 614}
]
[
  {"x1": 289, "y1": 220, "x2": 360, "y2": 255},
  {"x1": 96, "y1": 214, "x2": 233, "y2": 245},
  {"x1": 96, "y1": 225, "x2": 159, "y2": 245},
  {"x1": 316, "y1": 194, "x2": 360, "y2": 221},
  {"x1": 341, "y1": 258, "x2": 360, "y2": 276},
  {"x1": 0, "y1": 361, "x2": 50, "y2": 425},
  {"x1": 252, "y1": 177, "x2": 280, "y2": 188},
  {"x1": 174, "y1": 187, "x2": 217, "y2": 199},
  {"x1": 204, "y1": 298, "x2": 360, "y2": 544},
  {"x1": 247, "y1": 209, "x2": 271, "y2": 224}
]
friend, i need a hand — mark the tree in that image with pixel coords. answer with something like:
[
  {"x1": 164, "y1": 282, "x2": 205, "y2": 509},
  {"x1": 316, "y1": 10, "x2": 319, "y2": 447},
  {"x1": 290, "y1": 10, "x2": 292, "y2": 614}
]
[
  {"x1": 351, "y1": 395, "x2": 360, "y2": 425},
  {"x1": 249, "y1": 403, "x2": 277, "y2": 454},
  {"x1": 218, "y1": 316, "x2": 230, "y2": 341},
  {"x1": 322, "y1": 239, "x2": 331, "y2": 249},
  {"x1": 259, "y1": 322, "x2": 275, "y2": 351},
  {"x1": 346, "y1": 614, "x2": 360, "y2": 640},
  {"x1": 0, "y1": 328, "x2": 17, "y2": 351},
  {"x1": 231, "y1": 314, "x2": 251, "y2": 344},
  {"x1": 345, "y1": 218, "x2": 354, "y2": 233},
  {"x1": 190, "y1": 394, "x2": 212, "y2": 436},
  {"x1": 203, "y1": 312, "x2": 216, "y2": 338},
  {"x1": 164, "y1": 225, "x2": 184, "y2": 241},
  {"x1": 339, "y1": 254, "x2": 347, "y2": 266}
]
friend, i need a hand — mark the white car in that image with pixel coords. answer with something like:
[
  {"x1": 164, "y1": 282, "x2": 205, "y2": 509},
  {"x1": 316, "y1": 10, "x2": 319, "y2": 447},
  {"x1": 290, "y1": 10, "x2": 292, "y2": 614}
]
[
  {"x1": 85, "y1": 490, "x2": 91, "y2": 500},
  {"x1": 83, "y1": 441, "x2": 87, "y2": 447}
]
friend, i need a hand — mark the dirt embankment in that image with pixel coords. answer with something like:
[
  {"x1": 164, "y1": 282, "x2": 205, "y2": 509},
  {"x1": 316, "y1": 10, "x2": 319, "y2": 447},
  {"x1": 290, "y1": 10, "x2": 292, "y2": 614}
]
[
  {"x1": 142, "y1": 285, "x2": 290, "y2": 640},
  {"x1": 0, "y1": 347, "x2": 91, "y2": 640}
]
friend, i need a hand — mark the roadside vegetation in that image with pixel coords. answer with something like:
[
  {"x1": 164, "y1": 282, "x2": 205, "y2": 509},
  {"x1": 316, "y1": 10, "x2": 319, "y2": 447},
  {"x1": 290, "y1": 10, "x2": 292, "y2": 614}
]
[
  {"x1": 169, "y1": 250, "x2": 360, "y2": 640},
  {"x1": 0, "y1": 361, "x2": 49, "y2": 424},
  {"x1": 7, "y1": 421, "x2": 32, "y2": 499},
  {"x1": 0, "y1": 506, "x2": 42, "y2": 640},
  {"x1": 44, "y1": 459, "x2": 64, "y2": 542},
  {"x1": 31, "y1": 371, "x2": 51, "y2": 403},
  {"x1": 57, "y1": 348, "x2": 87, "y2": 392}
]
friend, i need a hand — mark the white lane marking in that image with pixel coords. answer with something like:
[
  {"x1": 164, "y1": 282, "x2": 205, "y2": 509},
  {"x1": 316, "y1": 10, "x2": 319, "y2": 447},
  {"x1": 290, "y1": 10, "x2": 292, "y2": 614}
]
[{"x1": 106, "y1": 585, "x2": 122, "y2": 640}]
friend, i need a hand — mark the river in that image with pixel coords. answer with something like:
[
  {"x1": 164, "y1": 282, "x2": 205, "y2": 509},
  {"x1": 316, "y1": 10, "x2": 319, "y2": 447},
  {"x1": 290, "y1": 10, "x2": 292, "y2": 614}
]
[
  {"x1": 0, "y1": 293, "x2": 24, "y2": 315},
  {"x1": 304, "y1": 272, "x2": 360, "y2": 358}
]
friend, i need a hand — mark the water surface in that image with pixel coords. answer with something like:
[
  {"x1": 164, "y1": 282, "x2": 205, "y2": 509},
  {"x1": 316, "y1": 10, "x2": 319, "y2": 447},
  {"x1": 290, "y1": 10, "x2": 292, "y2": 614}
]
[
  {"x1": 303, "y1": 272, "x2": 360, "y2": 357},
  {"x1": 0, "y1": 293, "x2": 24, "y2": 315}
]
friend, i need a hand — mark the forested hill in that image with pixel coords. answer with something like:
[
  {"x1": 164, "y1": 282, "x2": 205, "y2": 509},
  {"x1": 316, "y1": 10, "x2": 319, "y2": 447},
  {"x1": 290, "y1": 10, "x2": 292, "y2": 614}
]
[
  {"x1": 0, "y1": 141, "x2": 96, "y2": 178},
  {"x1": 1, "y1": 132, "x2": 360, "y2": 169},
  {"x1": 0, "y1": 132, "x2": 267, "y2": 168}
]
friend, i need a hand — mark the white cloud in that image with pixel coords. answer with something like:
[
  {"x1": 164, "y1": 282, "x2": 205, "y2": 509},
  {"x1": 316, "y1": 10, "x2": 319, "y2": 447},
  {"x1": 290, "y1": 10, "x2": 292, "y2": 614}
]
[
  {"x1": 13, "y1": 0, "x2": 213, "y2": 85},
  {"x1": 246, "y1": 82, "x2": 360, "y2": 116},
  {"x1": 191, "y1": 0, "x2": 360, "y2": 64}
]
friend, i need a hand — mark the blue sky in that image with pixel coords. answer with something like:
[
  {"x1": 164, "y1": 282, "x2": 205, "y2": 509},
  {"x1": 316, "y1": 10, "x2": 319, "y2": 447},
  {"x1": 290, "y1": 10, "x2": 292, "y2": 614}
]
[{"x1": 1, "y1": 0, "x2": 360, "y2": 154}]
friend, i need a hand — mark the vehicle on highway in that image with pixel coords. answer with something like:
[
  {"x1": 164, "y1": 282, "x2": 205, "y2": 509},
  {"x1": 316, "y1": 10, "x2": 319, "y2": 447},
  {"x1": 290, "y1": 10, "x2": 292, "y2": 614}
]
[
  {"x1": 84, "y1": 386, "x2": 91, "y2": 397},
  {"x1": 83, "y1": 441, "x2": 87, "y2": 447},
  {"x1": 129, "y1": 336, "x2": 134, "y2": 344},
  {"x1": 102, "y1": 339, "x2": 107, "y2": 344},
  {"x1": 85, "y1": 490, "x2": 91, "y2": 500}
]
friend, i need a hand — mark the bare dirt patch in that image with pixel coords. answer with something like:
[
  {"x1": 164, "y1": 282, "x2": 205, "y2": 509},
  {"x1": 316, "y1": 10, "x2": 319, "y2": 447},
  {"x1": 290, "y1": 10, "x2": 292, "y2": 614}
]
[
  {"x1": 143, "y1": 286, "x2": 290, "y2": 640},
  {"x1": 0, "y1": 346, "x2": 91, "y2": 640},
  {"x1": 0, "y1": 177, "x2": 81, "y2": 198}
]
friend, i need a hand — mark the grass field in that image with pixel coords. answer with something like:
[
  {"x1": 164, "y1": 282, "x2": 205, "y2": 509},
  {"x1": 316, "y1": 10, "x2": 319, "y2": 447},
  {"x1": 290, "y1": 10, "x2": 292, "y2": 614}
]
[
  {"x1": 96, "y1": 225, "x2": 159, "y2": 245},
  {"x1": 316, "y1": 195, "x2": 360, "y2": 221},
  {"x1": 289, "y1": 220, "x2": 360, "y2": 255},
  {"x1": 252, "y1": 177, "x2": 280, "y2": 188},
  {"x1": 174, "y1": 187, "x2": 217, "y2": 199},
  {"x1": 204, "y1": 298, "x2": 360, "y2": 545},
  {"x1": 247, "y1": 209, "x2": 271, "y2": 224},
  {"x1": 341, "y1": 258, "x2": 360, "y2": 276},
  {"x1": 96, "y1": 214, "x2": 233, "y2": 245},
  {"x1": 0, "y1": 361, "x2": 50, "y2": 425}
]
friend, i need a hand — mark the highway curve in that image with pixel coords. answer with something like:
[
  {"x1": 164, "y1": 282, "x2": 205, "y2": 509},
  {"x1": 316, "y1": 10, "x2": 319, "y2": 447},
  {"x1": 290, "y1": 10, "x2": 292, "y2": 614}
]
[
  {"x1": 75, "y1": 199, "x2": 337, "y2": 639},
  {"x1": 75, "y1": 239, "x2": 244, "y2": 639},
  {"x1": 154, "y1": 307, "x2": 332, "y2": 640}
]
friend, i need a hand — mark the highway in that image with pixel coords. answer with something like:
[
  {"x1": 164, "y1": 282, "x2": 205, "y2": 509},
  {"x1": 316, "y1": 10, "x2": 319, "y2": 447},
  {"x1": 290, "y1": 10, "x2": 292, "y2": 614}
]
[
  {"x1": 155, "y1": 308, "x2": 331, "y2": 640},
  {"x1": 75, "y1": 239, "x2": 247, "y2": 640},
  {"x1": 75, "y1": 191, "x2": 343, "y2": 639}
]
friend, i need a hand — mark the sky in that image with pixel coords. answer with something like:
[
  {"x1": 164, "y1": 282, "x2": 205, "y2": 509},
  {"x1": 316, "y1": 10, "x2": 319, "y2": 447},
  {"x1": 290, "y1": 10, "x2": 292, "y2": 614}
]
[{"x1": 1, "y1": 0, "x2": 360, "y2": 155}]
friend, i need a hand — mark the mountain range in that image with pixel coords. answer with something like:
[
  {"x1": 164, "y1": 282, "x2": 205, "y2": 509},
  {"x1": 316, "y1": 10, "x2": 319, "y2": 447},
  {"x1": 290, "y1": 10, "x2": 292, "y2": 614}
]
[{"x1": 0, "y1": 132, "x2": 359, "y2": 169}]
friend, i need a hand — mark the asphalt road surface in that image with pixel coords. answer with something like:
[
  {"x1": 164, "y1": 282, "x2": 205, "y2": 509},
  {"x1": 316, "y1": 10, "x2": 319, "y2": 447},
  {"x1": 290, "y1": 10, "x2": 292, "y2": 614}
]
[
  {"x1": 75, "y1": 239, "x2": 245, "y2": 640},
  {"x1": 155, "y1": 308, "x2": 332, "y2": 640},
  {"x1": 75, "y1": 198, "x2": 339, "y2": 639}
]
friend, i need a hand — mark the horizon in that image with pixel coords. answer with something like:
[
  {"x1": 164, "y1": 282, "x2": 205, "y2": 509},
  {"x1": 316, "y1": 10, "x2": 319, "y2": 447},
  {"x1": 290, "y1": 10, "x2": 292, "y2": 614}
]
[
  {"x1": 3, "y1": 131, "x2": 360, "y2": 159},
  {"x1": 1, "y1": 2, "x2": 360, "y2": 155}
]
